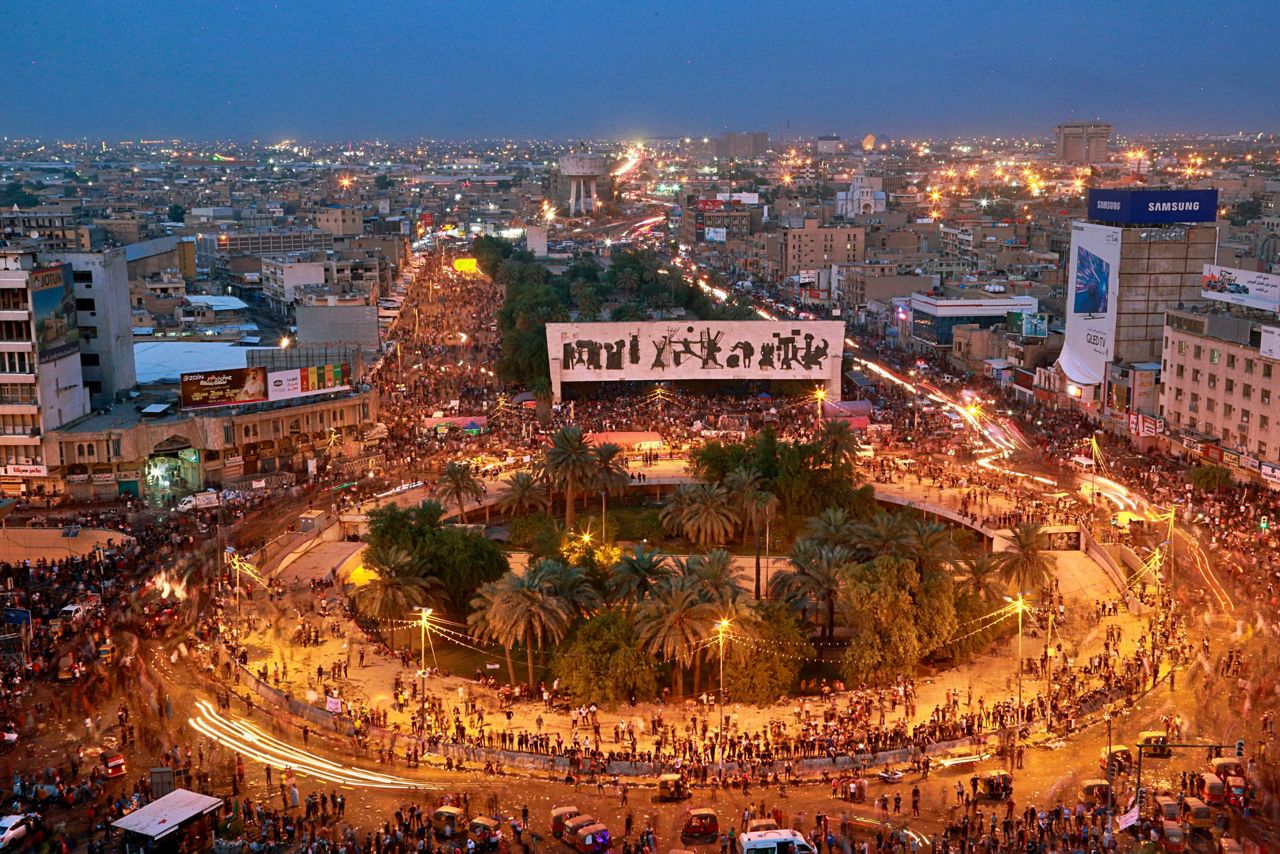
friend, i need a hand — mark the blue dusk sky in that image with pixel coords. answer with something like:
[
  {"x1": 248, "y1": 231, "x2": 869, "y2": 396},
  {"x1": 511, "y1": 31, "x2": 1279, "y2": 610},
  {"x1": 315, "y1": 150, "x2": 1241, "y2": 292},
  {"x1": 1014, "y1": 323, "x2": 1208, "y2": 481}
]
[{"x1": 7, "y1": 0, "x2": 1278, "y2": 140}]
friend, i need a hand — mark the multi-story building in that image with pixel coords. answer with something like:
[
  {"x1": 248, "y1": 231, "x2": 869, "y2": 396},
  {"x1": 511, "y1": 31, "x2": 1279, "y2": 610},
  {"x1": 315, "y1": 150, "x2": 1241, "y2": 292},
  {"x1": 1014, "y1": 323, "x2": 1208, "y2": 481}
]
[
  {"x1": 0, "y1": 208, "x2": 92, "y2": 252},
  {"x1": 38, "y1": 248, "x2": 138, "y2": 408},
  {"x1": 1160, "y1": 307, "x2": 1280, "y2": 474},
  {"x1": 677, "y1": 199, "x2": 762, "y2": 247},
  {"x1": 1055, "y1": 122, "x2": 1112, "y2": 164},
  {"x1": 939, "y1": 221, "x2": 1029, "y2": 271},
  {"x1": 717, "y1": 132, "x2": 769, "y2": 160},
  {"x1": 261, "y1": 254, "x2": 328, "y2": 316},
  {"x1": 908, "y1": 291, "x2": 1039, "y2": 353},
  {"x1": 314, "y1": 206, "x2": 365, "y2": 237},
  {"x1": 196, "y1": 228, "x2": 335, "y2": 273},
  {"x1": 779, "y1": 218, "x2": 864, "y2": 279},
  {"x1": 0, "y1": 250, "x2": 92, "y2": 497}
]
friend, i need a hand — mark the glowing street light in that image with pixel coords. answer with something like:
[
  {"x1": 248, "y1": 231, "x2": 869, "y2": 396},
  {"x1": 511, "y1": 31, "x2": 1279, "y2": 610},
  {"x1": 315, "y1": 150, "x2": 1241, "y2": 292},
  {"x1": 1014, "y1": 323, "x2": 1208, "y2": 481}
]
[
  {"x1": 814, "y1": 387, "x2": 827, "y2": 426},
  {"x1": 716, "y1": 618, "x2": 731, "y2": 773},
  {"x1": 417, "y1": 606, "x2": 437, "y2": 697}
]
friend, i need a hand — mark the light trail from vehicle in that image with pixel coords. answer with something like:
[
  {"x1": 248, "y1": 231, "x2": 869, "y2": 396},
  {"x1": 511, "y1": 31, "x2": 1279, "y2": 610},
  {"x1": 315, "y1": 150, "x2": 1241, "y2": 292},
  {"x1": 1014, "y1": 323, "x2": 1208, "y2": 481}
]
[{"x1": 188, "y1": 699, "x2": 439, "y2": 791}]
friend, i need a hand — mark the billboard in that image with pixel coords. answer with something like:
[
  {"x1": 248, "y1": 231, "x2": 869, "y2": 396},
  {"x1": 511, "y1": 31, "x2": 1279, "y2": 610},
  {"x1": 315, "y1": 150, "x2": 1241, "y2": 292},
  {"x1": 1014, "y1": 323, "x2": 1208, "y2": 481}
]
[
  {"x1": 1006, "y1": 311, "x2": 1050, "y2": 338},
  {"x1": 545, "y1": 320, "x2": 845, "y2": 402},
  {"x1": 1260, "y1": 326, "x2": 1280, "y2": 362},
  {"x1": 31, "y1": 265, "x2": 79, "y2": 364},
  {"x1": 703, "y1": 227, "x2": 727, "y2": 243},
  {"x1": 182, "y1": 363, "x2": 350, "y2": 409},
  {"x1": 1087, "y1": 188, "x2": 1218, "y2": 224},
  {"x1": 1202, "y1": 265, "x2": 1280, "y2": 312},
  {"x1": 1057, "y1": 222, "x2": 1122, "y2": 386}
]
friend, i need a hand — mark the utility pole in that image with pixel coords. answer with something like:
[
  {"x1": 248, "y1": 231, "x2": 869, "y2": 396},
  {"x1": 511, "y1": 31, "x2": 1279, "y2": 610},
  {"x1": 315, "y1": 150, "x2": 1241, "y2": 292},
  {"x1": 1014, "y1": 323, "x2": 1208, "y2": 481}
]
[
  {"x1": 716, "y1": 618, "x2": 730, "y2": 776},
  {"x1": 1104, "y1": 708, "x2": 1115, "y2": 841},
  {"x1": 1044, "y1": 609, "x2": 1055, "y2": 730}
]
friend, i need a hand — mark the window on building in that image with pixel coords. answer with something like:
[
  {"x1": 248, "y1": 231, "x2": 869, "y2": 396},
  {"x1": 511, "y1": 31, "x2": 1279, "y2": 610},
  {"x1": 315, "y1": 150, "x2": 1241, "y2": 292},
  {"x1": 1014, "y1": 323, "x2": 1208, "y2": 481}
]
[
  {"x1": 1227, "y1": 354, "x2": 1236, "y2": 369},
  {"x1": 1194, "y1": 345, "x2": 1203, "y2": 359},
  {"x1": 75, "y1": 298, "x2": 95, "y2": 312},
  {"x1": 80, "y1": 353, "x2": 100, "y2": 367},
  {"x1": 1241, "y1": 409, "x2": 1250, "y2": 423},
  {"x1": 1262, "y1": 415, "x2": 1271, "y2": 431},
  {"x1": 224, "y1": 425, "x2": 234, "y2": 444},
  {"x1": 1174, "y1": 388, "x2": 1184, "y2": 400},
  {"x1": 1207, "y1": 374, "x2": 1217, "y2": 389},
  {"x1": 1177, "y1": 341, "x2": 1187, "y2": 356},
  {"x1": 1206, "y1": 399, "x2": 1216, "y2": 413},
  {"x1": 1245, "y1": 359, "x2": 1255, "y2": 374},
  {"x1": 72, "y1": 271, "x2": 93, "y2": 285},
  {"x1": 1259, "y1": 441, "x2": 1268, "y2": 458},
  {"x1": 1265, "y1": 363, "x2": 1274, "y2": 379},
  {"x1": 1243, "y1": 384, "x2": 1252, "y2": 400},
  {"x1": 1226, "y1": 379, "x2": 1234, "y2": 394},
  {"x1": 1263, "y1": 390, "x2": 1272, "y2": 405},
  {"x1": 1224, "y1": 403, "x2": 1234, "y2": 418},
  {"x1": 1176, "y1": 365, "x2": 1184, "y2": 379},
  {"x1": 111, "y1": 438, "x2": 121, "y2": 457},
  {"x1": 1192, "y1": 369, "x2": 1201, "y2": 382},
  {"x1": 1210, "y1": 348, "x2": 1220, "y2": 364}
]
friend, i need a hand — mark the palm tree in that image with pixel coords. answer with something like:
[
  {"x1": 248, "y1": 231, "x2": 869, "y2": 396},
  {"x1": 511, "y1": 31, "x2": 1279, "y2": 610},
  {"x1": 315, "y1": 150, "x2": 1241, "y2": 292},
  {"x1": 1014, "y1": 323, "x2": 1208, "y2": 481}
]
[
  {"x1": 498, "y1": 471, "x2": 549, "y2": 517},
  {"x1": 817, "y1": 419, "x2": 860, "y2": 472},
  {"x1": 1187, "y1": 464, "x2": 1233, "y2": 492},
  {"x1": 905, "y1": 518, "x2": 960, "y2": 578},
  {"x1": 436, "y1": 462, "x2": 485, "y2": 524},
  {"x1": 770, "y1": 543, "x2": 854, "y2": 639},
  {"x1": 528, "y1": 559, "x2": 601, "y2": 618},
  {"x1": 466, "y1": 581, "x2": 516, "y2": 684},
  {"x1": 469, "y1": 571, "x2": 571, "y2": 686},
  {"x1": 543, "y1": 426, "x2": 597, "y2": 528},
  {"x1": 851, "y1": 512, "x2": 911, "y2": 562},
  {"x1": 609, "y1": 544, "x2": 671, "y2": 604},
  {"x1": 660, "y1": 484, "x2": 698, "y2": 537},
  {"x1": 997, "y1": 522, "x2": 1053, "y2": 595},
  {"x1": 955, "y1": 554, "x2": 1005, "y2": 604},
  {"x1": 682, "y1": 549, "x2": 746, "y2": 607},
  {"x1": 678, "y1": 483, "x2": 740, "y2": 548},
  {"x1": 635, "y1": 577, "x2": 717, "y2": 696},
  {"x1": 744, "y1": 490, "x2": 779, "y2": 599},
  {"x1": 352, "y1": 571, "x2": 440, "y2": 651},
  {"x1": 802, "y1": 507, "x2": 859, "y2": 552},
  {"x1": 591, "y1": 442, "x2": 631, "y2": 526},
  {"x1": 722, "y1": 467, "x2": 763, "y2": 543}
]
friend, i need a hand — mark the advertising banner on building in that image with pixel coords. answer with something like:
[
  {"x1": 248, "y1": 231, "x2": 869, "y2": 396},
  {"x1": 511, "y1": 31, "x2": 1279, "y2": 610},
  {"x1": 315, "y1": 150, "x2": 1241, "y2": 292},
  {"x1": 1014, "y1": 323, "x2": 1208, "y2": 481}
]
[
  {"x1": 182, "y1": 363, "x2": 350, "y2": 409},
  {"x1": 1261, "y1": 462, "x2": 1280, "y2": 486},
  {"x1": 31, "y1": 265, "x2": 79, "y2": 364},
  {"x1": 1087, "y1": 188, "x2": 1218, "y2": 225},
  {"x1": 703, "y1": 226, "x2": 727, "y2": 243},
  {"x1": 1260, "y1": 326, "x2": 1280, "y2": 362},
  {"x1": 545, "y1": 320, "x2": 845, "y2": 402},
  {"x1": 1007, "y1": 311, "x2": 1050, "y2": 338},
  {"x1": 181, "y1": 367, "x2": 269, "y2": 409},
  {"x1": 1057, "y1": 222, "x2": 1122, "y2": 386},
  {"x1": 1202, "y1": 265, "x2": 1280, "y2": 312}
]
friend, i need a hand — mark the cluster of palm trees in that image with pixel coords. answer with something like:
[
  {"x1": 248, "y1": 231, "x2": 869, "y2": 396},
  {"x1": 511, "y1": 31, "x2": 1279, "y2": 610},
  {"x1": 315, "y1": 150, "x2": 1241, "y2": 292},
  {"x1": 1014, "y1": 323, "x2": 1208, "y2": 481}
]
[
  {"x1": 495, "y1": 426, "x2": 630, "y2": 528},
  {"x1": 468, "y1": 545, "x2": 753, "y2": 696}
]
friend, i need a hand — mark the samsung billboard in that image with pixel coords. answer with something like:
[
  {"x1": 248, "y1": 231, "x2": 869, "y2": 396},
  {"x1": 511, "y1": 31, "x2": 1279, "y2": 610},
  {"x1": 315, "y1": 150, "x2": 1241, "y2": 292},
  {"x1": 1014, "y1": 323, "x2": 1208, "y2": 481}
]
[{"x1": 1087, "y1": 189, "x2": 1218, "y2": 225}]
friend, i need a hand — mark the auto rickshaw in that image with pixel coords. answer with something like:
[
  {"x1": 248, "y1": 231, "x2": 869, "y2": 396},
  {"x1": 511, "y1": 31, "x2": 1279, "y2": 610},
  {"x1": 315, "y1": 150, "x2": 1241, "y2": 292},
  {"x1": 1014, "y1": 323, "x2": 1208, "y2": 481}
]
[
  {"x1": 1201, "y1": 772, "x2": 1225, "y2": 805},
  {"x1": 1099, "y1": 746, "x2": 1133, "y2": 775},
  {"x1": 551, "y1": 806, "x2": 581, "y2": 838},
  {"x1": 748, "y1": 819, "x2": 779, "y2": 833},
  {"x1": 680, "y1": 809, "x2": 719, "y2": 845},
  {"x1": 1226, "y1": 775, "x2": 1247, "y2": 810},
  {"x1": 574, "y1": 823, "x2": 610, "y2": 854},
  {"x1": 1159, "y1": 820, "x2": 1185, "y2": 853},
  {"x1": 656, "y1": 774, "x2": 691, "y2": 802},
  {"x1": 979, "y1": 771, "x2": 1013, "y2": 801},
  {"x1": 1078, "y1": 779, "x2": 1110, "y2": 808},
  {"x1": 563, "y1": 814, "x2": 596, "y2": 844},
  {"x1": 1182, "y1": 797, "x2": 1211, "y2": 830},
  {"x1": 1209, "y1": 757, "x2": 1244, "y2": 780},
  {"x1": 432, "y1": 806, "x2": 465, "y2": 839},
  {"x1": 470, "y1": 817, "x2": 502, "y2": 851},
  {"x1": 1153, "y1": 795, "x2": 1180, "y2": 822},
  {"x1": 1137, "y1": 731, "x2": 1172, "y2": 758},
  {"x1": 99, "y1": 750, "x2": 127, "y2": 779}
]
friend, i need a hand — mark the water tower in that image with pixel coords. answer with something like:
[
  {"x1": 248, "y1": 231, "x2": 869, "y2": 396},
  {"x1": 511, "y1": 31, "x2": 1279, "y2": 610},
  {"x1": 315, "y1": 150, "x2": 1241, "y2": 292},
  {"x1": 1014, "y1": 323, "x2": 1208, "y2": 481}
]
[{"x1": 559, "y1": 154, "x2": 607, "y2": 216}]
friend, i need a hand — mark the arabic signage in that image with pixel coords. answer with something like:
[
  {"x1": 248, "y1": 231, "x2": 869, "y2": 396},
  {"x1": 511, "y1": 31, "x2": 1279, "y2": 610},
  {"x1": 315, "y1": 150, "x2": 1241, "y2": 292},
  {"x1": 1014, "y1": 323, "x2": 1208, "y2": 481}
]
[
  {"x1": 182, "y1": 364, "x2": 351, "y2": 410},
  {"x1": 1262, "y1": 462, "x2": 1280, "y2": 486},
  {"x1": 545, "y1": 320, "x2": 845, "y2": 402},
  {"x1": 1125, "y1": 413, "x2": 1164, "y2": 438},
  {"x1": 1087, "y1": 188, "x2": 1218, "y2": 225},
  {"x1": 0, "y1": 465, "x2": 47, "y2": 477},
  {"x1": 1202, "y1": 265, "x2": 1280, "y2": 312}
]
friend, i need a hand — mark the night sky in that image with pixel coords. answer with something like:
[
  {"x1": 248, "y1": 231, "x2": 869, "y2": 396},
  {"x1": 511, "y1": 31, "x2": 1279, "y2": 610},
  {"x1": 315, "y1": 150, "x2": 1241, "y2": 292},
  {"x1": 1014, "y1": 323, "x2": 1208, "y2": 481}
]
[{"x1": 8, "y1": 0, "x2": 1277, "y2": 140}]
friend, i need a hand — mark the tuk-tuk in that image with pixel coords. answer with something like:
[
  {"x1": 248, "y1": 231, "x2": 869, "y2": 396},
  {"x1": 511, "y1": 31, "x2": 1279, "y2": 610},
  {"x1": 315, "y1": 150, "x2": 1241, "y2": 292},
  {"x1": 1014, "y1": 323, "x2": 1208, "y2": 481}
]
[
  {"x1": 1226, "y1": 775, "x2": 1247, "y2": 810},
  {"x1": 574, "y1": 823, "x2": 610, "y2": 854},
  {"x1": 1202, "y1": 772, "x2": 1225, "y2": 805},
  {"x1": 1138, "y1": 731, "x2": 1172, "y2": 758},
  {"x1": 470, "y1": 817, "x2": 502, "y2": 851},
  {"x1": 980, "y1": 771, "x2": 1013, "y2": 801},
  {"x1": 656, "y1": 774, "x2": 691, "y2": 802},
  {"x1": 680, "y1": 809, "x2": 719, "y2": 844},
  {"x1": 1078, "y1": 779, "x2": 1110, "y2": 807},
  {"x1": 1159, "y1": 820, "x2": 1185, "y2": 853},
  {"x1": 1210, "y1": 757, "x2": 1244, "y2": 780},
  {"x1": 1154, "y1": 795, "x2": 1180, "y2": 822},
  {"x1": 1182, "y1": 797, "x2": 1211, "y2": 830},
  {"x1": 747, "y1": 819, "x2": 779, "y2": 833},
  {"x1": 563, "y1": 815, "x2": 596, "y2": 843},
  {"x1": 551, "y1": 806, "x2": 581, "y2": 838},
  {"x1": 432, "y1": 806, "x2": 465, "y2": 839},
  {"x1": 100, "y1": 750, "x2": 127, "y2": 779},
  {"x1": 1099, "y1": 746, "x2": 1133, "y2": 775}
]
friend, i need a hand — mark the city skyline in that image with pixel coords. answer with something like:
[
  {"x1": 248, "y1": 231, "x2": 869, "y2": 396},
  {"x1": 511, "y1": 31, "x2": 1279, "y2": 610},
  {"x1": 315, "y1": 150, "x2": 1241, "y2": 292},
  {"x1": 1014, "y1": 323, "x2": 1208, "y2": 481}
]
[{"x1": 9, "y1": 0, "x2": 1279, "y2": 140}]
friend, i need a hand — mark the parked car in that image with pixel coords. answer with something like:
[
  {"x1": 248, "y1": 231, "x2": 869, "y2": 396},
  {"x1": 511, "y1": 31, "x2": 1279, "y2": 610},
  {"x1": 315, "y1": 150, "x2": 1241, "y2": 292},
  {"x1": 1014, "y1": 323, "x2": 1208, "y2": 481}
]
[{"x1": 0, "y1": 814, "x2": 39, "y2": 849}]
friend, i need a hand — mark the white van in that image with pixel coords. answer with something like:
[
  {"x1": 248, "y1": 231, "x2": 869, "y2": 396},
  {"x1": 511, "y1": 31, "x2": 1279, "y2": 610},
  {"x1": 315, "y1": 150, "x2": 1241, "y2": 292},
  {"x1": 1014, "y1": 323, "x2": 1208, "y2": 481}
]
[{"x1": 738, "y1": 830, "x2": 816, "y2": 854}]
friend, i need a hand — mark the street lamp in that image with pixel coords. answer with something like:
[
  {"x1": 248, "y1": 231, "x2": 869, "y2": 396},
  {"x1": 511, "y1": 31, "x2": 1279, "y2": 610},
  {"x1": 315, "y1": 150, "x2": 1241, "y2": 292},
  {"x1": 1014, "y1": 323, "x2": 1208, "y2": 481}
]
[
  {"x1": 1003, "y1": 593, "x2": 1029, "y2": 774},
  {"x1": 813, "y1": 387, "x2": 827, "y2": 427},
  {"x1": 1104, "y1": 706, "x2": 1115, "y2": 841},
  {"x1": 417, "y1": 606, "x2": 437, "y2": 699},
  {"x1": 716, "y1": 618, "x2": 731, "y2": 775}
]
